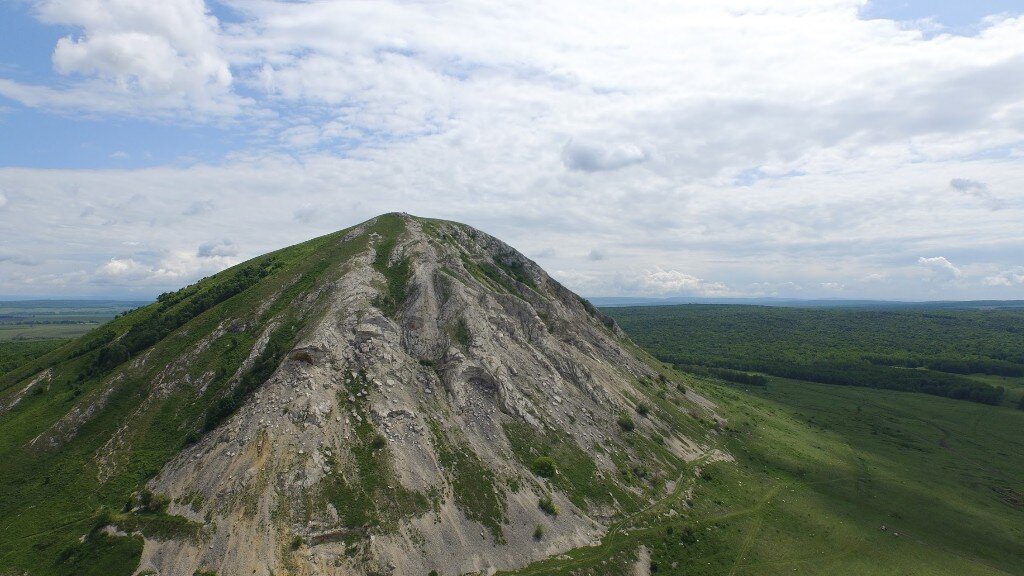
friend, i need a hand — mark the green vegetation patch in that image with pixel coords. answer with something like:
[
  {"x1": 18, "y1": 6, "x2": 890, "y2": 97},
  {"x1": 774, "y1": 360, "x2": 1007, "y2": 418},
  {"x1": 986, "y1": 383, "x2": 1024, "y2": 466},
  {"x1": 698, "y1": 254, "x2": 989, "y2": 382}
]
[
  {"x1": 0, "y1": 339, "x2": 68, "y2": 376},
  {"x1": 199, "y1": 320, "x2": 301, "y2": 435},
  {"x1": 448, "y1": 317, "x2": 471, "y2": 348},
  {"x1": 371, "y1": 216, "x2": 411, "y2": 317},
  {"x1": 0, "y1": 225, "x2": 366, "y2": 575},
  {"x1": 320, "y1": 370, "x2": 429, "y2": 539},
  {"x1": 607, "y1": 305, "x2": 1020, "y2": 405},
  {"x1": 503, "y1": 368, "x2": 1024, "y2": 576},
  {"x1": 503, "y1": 421, "x2": 637, "y2": 512},
  {"x1": 430, "y1": 421, "x2": 507, "y2": 541},
  {"x1": 459, "y1": 252, "x2": 536, "y2": 296}
]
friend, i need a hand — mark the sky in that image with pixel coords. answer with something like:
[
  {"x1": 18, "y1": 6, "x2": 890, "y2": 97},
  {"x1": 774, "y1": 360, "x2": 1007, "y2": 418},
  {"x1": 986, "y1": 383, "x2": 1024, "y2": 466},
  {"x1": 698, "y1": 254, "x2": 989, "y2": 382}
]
[{"x1": 1, "y1": 0, "x2": 1023, "y2": 301}]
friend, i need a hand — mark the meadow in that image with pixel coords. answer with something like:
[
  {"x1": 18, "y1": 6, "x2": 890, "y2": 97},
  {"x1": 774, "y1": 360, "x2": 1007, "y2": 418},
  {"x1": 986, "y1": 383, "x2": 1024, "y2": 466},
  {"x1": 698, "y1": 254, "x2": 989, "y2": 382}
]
[
  {"x1": 500, "y1": 305, "x2": 1024, "y2": 574},
  {"x1": 505, "y1": 356, "x2": 1024, "y2": 575}
]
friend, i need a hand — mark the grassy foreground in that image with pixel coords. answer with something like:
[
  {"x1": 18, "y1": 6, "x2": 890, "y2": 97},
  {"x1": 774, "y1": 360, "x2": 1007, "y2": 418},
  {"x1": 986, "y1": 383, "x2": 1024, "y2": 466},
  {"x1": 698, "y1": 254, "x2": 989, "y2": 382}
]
[{"x1": 504, "y1": 370, "x2": 1023, "y2": 575}]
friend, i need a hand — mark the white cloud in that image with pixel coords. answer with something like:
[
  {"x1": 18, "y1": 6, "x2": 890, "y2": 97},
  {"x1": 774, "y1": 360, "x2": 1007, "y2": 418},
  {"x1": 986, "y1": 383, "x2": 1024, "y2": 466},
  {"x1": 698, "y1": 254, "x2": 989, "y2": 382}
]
[
  {"x1": 94, "y1": 248, "x2": 238, "y2": 287},
  {"x1": 0, "y1": 0, "x2": 240, "y2": 116},
  {"x1": 983, "y1": 269, "x2": 1024, "y2": 287},
  {"x1": 917, "y1": 256, "x2": 963, "y2": 281},
  {"x1": 0, "y1": 191, "x2": 7, "y2": 210},
  {"x1": 637, "y1": 267, "x2": 732, "y2": 296},
  {"x1": 1, "y1": 2, "x2": 1024, "y2": 298},
  {"x1": 97, "y1": 256, "x2": 142, "y2": 278}
]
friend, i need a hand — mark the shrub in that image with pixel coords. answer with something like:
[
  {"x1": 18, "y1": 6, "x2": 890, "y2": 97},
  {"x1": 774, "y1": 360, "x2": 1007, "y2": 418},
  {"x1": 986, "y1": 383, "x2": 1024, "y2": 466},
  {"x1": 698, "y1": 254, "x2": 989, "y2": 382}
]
[
  {"x1": 531, "y1": 456, "x2": 556, "y2": 478},
  {"x1": 290, "y1": 536, "x2": 303, "y2": 550},
  {"x1": 636, "y1": 403, "x2": 650, "y2": 417},
  {"x1": 617, "y1": 414, "x2": 635, "y2": 432},
  {"x1": 538, "y1": 494, "x2": 559, "y2": 516},
  {"x1": 533, "y1": 524, "x2": 544, "y2": 540},
  {"x1": 137, "y1": 489, "x2": 168, "y2": 513}
]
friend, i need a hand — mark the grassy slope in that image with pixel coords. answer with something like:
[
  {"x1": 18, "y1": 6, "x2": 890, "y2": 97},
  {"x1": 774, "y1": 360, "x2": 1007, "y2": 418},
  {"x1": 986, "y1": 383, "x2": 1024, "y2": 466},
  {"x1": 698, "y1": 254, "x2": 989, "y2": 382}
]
[
  {"x1": 0, "y1": 217, "x2": 411, "y2": 576},
  {"x1": 504, "y1": 369, "x2": 1023, "y2": 575},
  {"x1": 500, "y1": 307, "x2": 1024, "y2": 575},
  {"x1": 0, "y1": 340, "x2": 68, "y2": 376}
]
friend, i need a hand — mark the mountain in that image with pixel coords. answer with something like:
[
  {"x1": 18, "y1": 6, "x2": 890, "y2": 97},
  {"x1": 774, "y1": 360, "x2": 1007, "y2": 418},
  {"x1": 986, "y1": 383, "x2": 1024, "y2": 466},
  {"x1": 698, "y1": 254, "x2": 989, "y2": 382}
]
[{"x1": 0, "y1": 213, "x2": 722, "y2": 576}]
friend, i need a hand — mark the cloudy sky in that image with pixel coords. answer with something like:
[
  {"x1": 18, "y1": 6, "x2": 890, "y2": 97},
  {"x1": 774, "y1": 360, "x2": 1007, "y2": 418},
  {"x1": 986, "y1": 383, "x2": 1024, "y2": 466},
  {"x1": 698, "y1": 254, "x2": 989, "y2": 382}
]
[{"x1": 1, "y1": 0, "x2": 1023, "y2": 300}]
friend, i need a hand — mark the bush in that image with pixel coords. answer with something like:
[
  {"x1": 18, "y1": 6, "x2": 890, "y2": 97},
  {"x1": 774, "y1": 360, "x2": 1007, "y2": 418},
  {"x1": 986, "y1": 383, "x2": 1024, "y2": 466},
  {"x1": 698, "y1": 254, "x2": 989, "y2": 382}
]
[
  {"x1": 533, "y1": 524, "x2": 544, "y2": 540},
  {"x1": 636, "y1": 403, "x2": 650, "y2": 417},
  {"x1": 538, "y1": 494, "x2": 559, "y2": 516},
  {"x1": 531, "y1": 456, "x2": 556, "y2": 478},
  {"x1": 290, "y1": 536, "x2": 303, "y2": 550},
  {"x1": 617, "y1": 414, "x2": 635, "y2": 432},
  {"x1": 137, "y1": 489, "x2": 168, "y2": 513}
]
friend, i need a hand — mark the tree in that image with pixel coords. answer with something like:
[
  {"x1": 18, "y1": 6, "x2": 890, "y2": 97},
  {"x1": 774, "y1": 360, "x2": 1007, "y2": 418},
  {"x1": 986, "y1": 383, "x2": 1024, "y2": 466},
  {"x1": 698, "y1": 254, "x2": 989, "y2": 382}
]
[{"x1": 531, "y1": 456, "x2": 556, "y2": 478}]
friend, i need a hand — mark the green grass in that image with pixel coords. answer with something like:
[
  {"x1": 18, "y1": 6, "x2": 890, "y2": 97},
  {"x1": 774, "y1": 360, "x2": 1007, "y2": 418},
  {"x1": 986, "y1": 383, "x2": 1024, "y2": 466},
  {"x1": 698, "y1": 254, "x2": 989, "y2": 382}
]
[
  {"x1": 320, "y1": 370, "x2": 429, "y2": 539},
  {"x1": 502, "y1": 305, "x2": 1024, "y2": 575},
  {"x1": 0, "y1": 323, "x2": 104, "y2": 341},
  {"x1": 371, "y1": 214, "x2": 411, "y2": 317},
  {"x1": 431, "y1": 421, "x2": 508, "y2": 541},
  {"x1": 502, "y1": 364, "x2": 1023, "y2": 576},
  {"x1": 503, "y1": 421, "x2": 639, "y2": 512}
]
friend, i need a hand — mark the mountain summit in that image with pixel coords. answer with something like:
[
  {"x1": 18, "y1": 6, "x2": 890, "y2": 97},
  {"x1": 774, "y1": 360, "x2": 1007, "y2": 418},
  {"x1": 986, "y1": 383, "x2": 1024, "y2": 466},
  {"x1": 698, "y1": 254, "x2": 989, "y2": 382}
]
[{"x1": 0, "y1": 213, "x2": 722, "y2": 575}]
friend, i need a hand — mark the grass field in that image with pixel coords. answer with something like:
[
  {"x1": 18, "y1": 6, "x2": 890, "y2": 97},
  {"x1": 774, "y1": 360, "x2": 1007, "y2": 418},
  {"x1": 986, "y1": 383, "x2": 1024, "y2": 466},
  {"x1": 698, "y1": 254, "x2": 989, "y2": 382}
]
[
  {"x1": 505, "y1": 370, "x2": 1023, "y2": 575},
  {"x1": 0, "y1": 300, "x2": 146, "y2": 342},
  {"x1": 502, "y1": 306, "x2": 1024, "y2": 574}
]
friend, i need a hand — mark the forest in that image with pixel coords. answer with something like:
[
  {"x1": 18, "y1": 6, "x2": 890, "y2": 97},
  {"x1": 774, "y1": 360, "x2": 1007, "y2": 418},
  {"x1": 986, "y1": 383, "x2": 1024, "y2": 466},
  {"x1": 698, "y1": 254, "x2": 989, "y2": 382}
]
[{"x1": 605, "y1": 305, "x2": 1024, "y2": 406}]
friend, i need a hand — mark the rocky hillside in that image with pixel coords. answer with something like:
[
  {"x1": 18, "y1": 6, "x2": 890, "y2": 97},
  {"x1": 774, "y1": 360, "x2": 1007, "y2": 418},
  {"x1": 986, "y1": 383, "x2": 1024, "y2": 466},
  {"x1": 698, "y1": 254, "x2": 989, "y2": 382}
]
[{"x1": 0, "y1": 213, "x2": 723, "y2": 576}]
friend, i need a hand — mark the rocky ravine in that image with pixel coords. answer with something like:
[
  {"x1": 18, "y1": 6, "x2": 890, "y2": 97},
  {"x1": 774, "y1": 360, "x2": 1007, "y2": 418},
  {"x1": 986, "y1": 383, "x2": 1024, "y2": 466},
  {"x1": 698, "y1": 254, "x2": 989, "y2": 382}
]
[{"x1": 132, "y1": 214, "x2": 720, "y2": 576}]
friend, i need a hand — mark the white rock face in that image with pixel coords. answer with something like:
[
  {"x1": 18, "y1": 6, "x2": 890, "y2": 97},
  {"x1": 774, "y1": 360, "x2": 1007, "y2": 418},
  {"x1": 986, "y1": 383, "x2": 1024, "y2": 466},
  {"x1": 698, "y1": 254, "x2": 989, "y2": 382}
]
[{"x1": 133, "y1": 214, "x2": 716, "y2": 576}]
